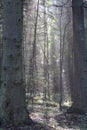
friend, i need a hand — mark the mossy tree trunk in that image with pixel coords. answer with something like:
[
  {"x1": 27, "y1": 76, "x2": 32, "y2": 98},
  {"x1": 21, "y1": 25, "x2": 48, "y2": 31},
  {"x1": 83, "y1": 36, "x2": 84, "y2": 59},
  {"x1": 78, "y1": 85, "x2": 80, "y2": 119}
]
[{"x1": 0, "y1": 0, "x2": 28, "y2": 126}]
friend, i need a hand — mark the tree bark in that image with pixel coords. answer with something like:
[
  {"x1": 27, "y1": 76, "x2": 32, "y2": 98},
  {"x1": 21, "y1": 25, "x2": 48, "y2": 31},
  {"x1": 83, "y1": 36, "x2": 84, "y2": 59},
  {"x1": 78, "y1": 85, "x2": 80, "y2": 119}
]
[
  {"x1": 0, "y1": 0, "x2": 29, "y2": 126},
  {"x1": 72, "y1": 0, "x2": 87, "y2": 111}
]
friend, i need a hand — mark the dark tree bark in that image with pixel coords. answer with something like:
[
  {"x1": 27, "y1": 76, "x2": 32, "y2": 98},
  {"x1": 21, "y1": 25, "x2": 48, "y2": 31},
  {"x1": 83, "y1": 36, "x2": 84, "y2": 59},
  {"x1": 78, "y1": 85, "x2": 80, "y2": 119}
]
[
  {"x1": 0, "y1": 0, "x2": 30, "y2": 126},
  {"x1": 72, "y1": 0, "x2": 87, "y2": 111},
  {"x1": 0, "y1": 0, "x2": 2, "y2": 87}
]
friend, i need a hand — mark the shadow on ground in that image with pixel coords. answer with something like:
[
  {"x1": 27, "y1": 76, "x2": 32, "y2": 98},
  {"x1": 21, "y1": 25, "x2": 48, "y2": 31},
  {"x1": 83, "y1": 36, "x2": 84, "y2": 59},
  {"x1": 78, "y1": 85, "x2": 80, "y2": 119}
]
[
  {"x1": 0, "y1": 120, "x2": 55, "y2": 130},
  {"x1": 55, "y1": 107, "x2": 87, "y2": 130}
]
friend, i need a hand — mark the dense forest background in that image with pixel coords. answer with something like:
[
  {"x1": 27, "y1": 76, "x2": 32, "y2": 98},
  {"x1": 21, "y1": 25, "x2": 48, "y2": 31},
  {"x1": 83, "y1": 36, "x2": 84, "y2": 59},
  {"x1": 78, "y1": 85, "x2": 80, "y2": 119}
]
[{"x1": 0, "y1": 0, "x2": 87, "y2": 130}]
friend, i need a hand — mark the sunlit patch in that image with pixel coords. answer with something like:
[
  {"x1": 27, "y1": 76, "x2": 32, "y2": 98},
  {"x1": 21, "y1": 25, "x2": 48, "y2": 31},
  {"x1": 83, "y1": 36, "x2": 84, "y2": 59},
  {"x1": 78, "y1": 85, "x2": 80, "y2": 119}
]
[{"x1": 63, "y1": 101, "x2": 73, "y2": 107}]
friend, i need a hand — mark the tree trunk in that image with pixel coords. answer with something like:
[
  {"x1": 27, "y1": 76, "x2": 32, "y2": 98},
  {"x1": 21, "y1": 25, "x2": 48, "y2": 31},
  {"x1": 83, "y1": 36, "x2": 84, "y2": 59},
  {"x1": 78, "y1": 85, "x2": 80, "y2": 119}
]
[
  {"x1": 0, "y1": 0, "x2": 29, "y2": 126},
  {"x1": 72, "y1": 0, "x2": 87, "y2": 111},
  {"x1": 0, "y1": 0, "x2": 2, "y2": 88}
]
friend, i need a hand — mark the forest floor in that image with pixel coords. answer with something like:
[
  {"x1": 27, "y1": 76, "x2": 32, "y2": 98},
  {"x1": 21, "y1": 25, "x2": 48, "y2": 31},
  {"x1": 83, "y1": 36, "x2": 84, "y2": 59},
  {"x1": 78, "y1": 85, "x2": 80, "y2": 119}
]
[
  {"x1": 27, "y1": 95, "x2": 87, "y2": 130},
  {"x1": 1, "y1": 95, "x2": 87, "y2": 130},
  {"x1": 1, "y1": 113, "x2": 87, "y2": 130},
  {"x1": 29, "y1": 107, "x2": 87, "y2": 130}
]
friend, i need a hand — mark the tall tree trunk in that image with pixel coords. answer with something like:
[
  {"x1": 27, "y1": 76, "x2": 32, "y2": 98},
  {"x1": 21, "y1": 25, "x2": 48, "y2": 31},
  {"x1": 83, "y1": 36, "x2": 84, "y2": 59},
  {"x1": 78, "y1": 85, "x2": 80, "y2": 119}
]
[
  {"x1": 31, "y1": 0, "x2": 39, "y2": 94},
  {"x1": 0, "y1": 0, "x2": 2, "y2": 87},
  {"x1": 59, "y1": 6, "x2": 63, "y2": 111},
  {"x1": 0, "y1": 0, "x2": 29, "y2": 126},
  {"x1": 72, "y1": 0, "x2": 87, "y2": 111}
]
